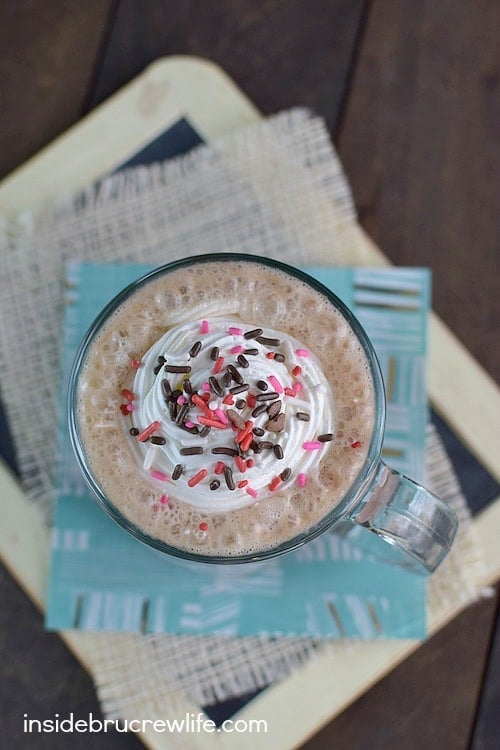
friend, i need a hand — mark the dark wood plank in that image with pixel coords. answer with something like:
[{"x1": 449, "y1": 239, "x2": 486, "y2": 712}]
[
  {"x1": 301, "y1": 588, "x2": 499, "y2": 750},
  {"x1": 0, "y1": 0, "x2": 115, "y2": 180},
  {"x1": 86, "y1": 0, "x2": 366, "y2": 130},
  {"x1": 471, "y1": 600, "x2": 500, "y2": 750},
  {"x1": 337, "y1": 0, "x2": 500, "y2": 383}
]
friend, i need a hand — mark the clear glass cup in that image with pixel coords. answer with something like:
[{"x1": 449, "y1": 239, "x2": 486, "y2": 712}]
[{"x1": 68, "y1": 253, "x2": 458, "y2": 574}]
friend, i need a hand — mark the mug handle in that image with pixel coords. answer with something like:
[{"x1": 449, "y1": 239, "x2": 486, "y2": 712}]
[{"x1": 342, "y1": 461, "x2": 459, "y2": 574}]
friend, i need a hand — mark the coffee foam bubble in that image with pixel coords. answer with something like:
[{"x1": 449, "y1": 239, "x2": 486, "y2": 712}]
[{"x1": 76, "y1": 259, "x2": 376, "y2": 558}]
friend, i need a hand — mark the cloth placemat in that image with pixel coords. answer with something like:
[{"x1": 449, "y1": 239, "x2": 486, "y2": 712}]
[
  {"x1": 0, "y1": 110, "x2": 484, "y2": 712},
  {"x1": 46, "y1": 261, "x2": 430, "y2": 639}
]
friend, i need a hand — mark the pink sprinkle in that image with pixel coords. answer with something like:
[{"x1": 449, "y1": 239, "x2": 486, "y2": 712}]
[
  {"x1": 201, "y1": 320, "x2": 210, "y2": 334},
  {"x1": 298, "y1": 473, "x2": 307, "y2": 487},
  {"x1": 228, "y1": 326, "x2": 242, "y2": 335},
  {"x1": 268, "y1": 375, "x2": 283, "y2": 394},
  {"x1": 230, "y1": 345, "x2": 244, "y2": 354},
  {"x1": 246, "y1": 486, "x2": 259, "y2": 499},
  {"x1": 202, "y1": 382, "x2": 211, "y2": 392},
  {"x1": 292, "y1": 382, "x2": 302, "y2": 394},
  {"x1": 185, "y1": 420, "x2": 195, "y2": 428},
  {"x1": 296, "y1": 348, "x2": 310, "y2": 358},
  {"x1": 126, "y1": 403, "x2": 134, "y2": 412},
  {"x1": 215, "y1": 408, "x2": 229, "y2": 425},
  {"x1": 177, "y1": 395, "x2": 187, "y2": 405},
  {"x1": 160, "y1": 494, "x2": 169, "y2": 505},
  {"x1": 303, "y1": 441, "x2": 322, "y2": 451},
  {"x1": 151, "y1": 470, "x2": 169, "y2": 482},
  {"x1": 131, "y1": 359, "x2": 142, "y2": 369}
]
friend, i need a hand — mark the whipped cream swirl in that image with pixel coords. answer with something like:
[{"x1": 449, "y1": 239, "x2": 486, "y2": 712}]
[{"x1": 125, "y1": 318, "x2": 333, "y2": 512}]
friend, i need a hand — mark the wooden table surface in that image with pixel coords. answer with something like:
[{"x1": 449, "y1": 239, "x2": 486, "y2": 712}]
[{"x1": 0, "y1": 2, "x2": 498, "y2": 748}]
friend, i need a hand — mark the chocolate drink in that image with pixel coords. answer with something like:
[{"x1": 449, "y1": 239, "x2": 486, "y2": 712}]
[{"x1": 74, "y1": 257, "x2": 376, "y2": 559}]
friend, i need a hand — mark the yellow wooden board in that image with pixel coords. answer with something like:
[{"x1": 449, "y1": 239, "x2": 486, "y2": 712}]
[{"x1": 0, "y1": 56, "x2": 499, "y2": 750}]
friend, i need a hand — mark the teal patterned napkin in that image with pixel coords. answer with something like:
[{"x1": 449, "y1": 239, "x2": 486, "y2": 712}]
[{"x1": 46, "y1": 262, "x2": 429, "y2": 638}]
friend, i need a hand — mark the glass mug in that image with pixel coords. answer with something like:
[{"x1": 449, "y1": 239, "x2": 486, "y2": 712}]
[{"x1": 68, "y1": 253, "x2": 458, "y2": 574}]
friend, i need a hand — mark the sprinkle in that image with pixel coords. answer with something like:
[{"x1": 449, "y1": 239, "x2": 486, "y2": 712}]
[
  {"x1": 296, "y1": 412, "x2": 310, "y2": 421},
  {"x1": 189, "y1": 341, "x2": 202, "y2": 357},
  {"x1": 246, "y1": 486, "x2": 258, "y2": 499},
  {"x1": 211, "y1": 446, "x2": 238, "y2": 456},
  {"x1": 255, "y1": 391, "x2": 279, "y2": 402},
  {"x1": 202, "y1": 382, "x2": 211, "y2": 392},
  {"x1": 150, "y1": 435, "x2": 166, "y2": 445},
  {"x1": 184, "y1": 420, "x2": 195, "y2": 429},
  {"x1": 227, "y1": 364, "x2": 243, "y2": 384},
  {"x1": 131, "y1": 359, "x2": 142, "y2": 369},
  {"x1": 252, "y1": 404, "x2": 268, "y2": 418},
  {"x1": 256, "y1": 380, "x2": 268, "y2": 391},
  {"x1": 175, "y1": 403, "x2": 189, "y2": 424},
  {"x1": 269, "y1": 476, "x2": 282, "y2": 491},
  {"x1": 351, "y1": 441, "x2": 362, "y2": 448},
  {"x1": 136, "y1": 421, "x2": 161, "y2": 441},
  {"x1": 213, "y1": 356, "x2": 225, "y2": 374},
  {"x1": 274, "y1": 353, "x2": 286, "y2": 362},
  {"x1": 318, "y1": 433, "x2": 334, "y2": 442},
  {"x1": 192, "y1": 393, "x2": 214, "y2": 416},
  {"x1": 266, "y1": 352, "x2": 275, "y2": 360},
  {"x1": 151, "y1": 470, "x2": 168, "y2": 482},
  {"x1": 222, "y1": 371, "x2": 232, "y2": 388},
  {"x1": 280, "y1": 468, "x2": 292, "y2": 481},
  {"x1": 188, "y1": 469, "x2": 208, "y2": 487},
  {"x1": 129, "y1": 427, "x2": 140, "y2": 436},
  {"x1": 246, "y1": 458, "x2": 254, "y2": 468},
  {"x1": 223, "y1": 465, "x2": 235, "y2": 490},
  {"x1": 215, "y1": 461, "x2": 225, "y2": 475},
  {"x1": 157, "y1": 356, "x2": 166, "y2": 365},
  {"x1": 160, "y1": 494, "x2": 169, "y2": 505},
  {"x1": 244, "y1": 328, "x2": 263, "y2": 339},
  {"x1": 292, "y1": 382, "x2": 303, "y2": 394},
  {"x1": 284, "y1": 387, "x2": 296, "y2": 397},
  {"x1": 240, "y1": 432, "x2": 254, "y2": 452},
  {"x1": 265, "y1": 413, "x2": 286, "y2": 432},
  {"x1": 246, "y1": 393, "x2": 256, "y2": 408},
  {"x1": 235, "y1": 399, "x2": 246, "y2": 409},
  {"x1": 120, "y1": 404, "x2": 130, "y2": 415},
  {"x1": 243, "y1": 348, "x2": 258, "y2": 355},
  {"x1": 153, "y1": 363, "x2": 163, "y2": 375},
  {"x1": 237, "y1": 354, "x2": 249, "y2": 368},
  {"x1": 210, "y1": 346, "x2": 219, "y2": 361},
  {"x1": 229, "y1": 383, "x2": 249, "y2": 394},
  {"x1": 292, "y1": 365, "x2": 302, "y2": 377},
  {"x1": 180, "y1": 446, "x2": 204, "y2": 455},
  {"x1": 228, "y1": 326, "x2": 243, "y2": 335},
  {"x1": 201, "y1": 320, "x2": 210, "y2": 334},
  {"x1": 214, "y1": 408, "x2": 229, "y2": 425},
  {"x1": 161, "y1": 379, "x2": 172, "y2": 398},
  {"x1": 226, "y1": 409, "x2": 246, "y2": 430},
  {"x1": 199, "y1": 426, "x2": 211, "y2": 437},
  {"x1": 238, "y1": 480, "x2": 248, "y2": 489},
  {"x1": 231, "y1": 345, "x2": 244, "y2": 354},
  {"x1": 177, "y1": 395, "x2": 187, "y2": 405},
  {"x1": 235, "y1": 421, "x2": 253, "y2": 444},
  {"x1": 180, "y1": 423, "x2": 200, "y2": 435},
  {"x1": 209, "y1": 376, "x2": 224, "y2": 396},
  {"x1": 210, "y1": 480, "x2": 220, "y2": 491},
  {"x1": 253, "y1": 427, "x2": 265, "y2": 437},
  {"x1": 183, "y1": 379, "x2": 193, "y2": 394},
  {"x1": 273, "y1": 444, "x2": 284, "y2": 459},
  {"x1": 172, "y1": 464, "x2": 183, "y2": 480},
  {"x1": 121, "y1": 388, "x2": 135, "y2": 401},
  {"x1": 298, "y1": 473, "x2": 307, "y2": 487},
  {"x1": 165, "y1": 364, "x2": 191, "y2": 373},
  {"x1": 222, "y1": 394, "x2": 234, "y2": 405},
  {"x1": 296, "y1": 348, "x2": 310, "y2": 358},
  {"x1": 303, "y1": 441, "x2": 322, "y2": 451},
  {"x1": 257, "y1": 336, "x2": 281, "y2": 347},
  {"x1": 267, "y1": 400, "x2": 281, "y2": 419},
  {"x1": 199, "y1": 522, "x2": 209, "y2": 532},
  {"x1": 259, "y1": 440, "x2": 274, "y2": 449},
  {"x1": 198, "y1": 416, "x2": 228, "y2": 429}
]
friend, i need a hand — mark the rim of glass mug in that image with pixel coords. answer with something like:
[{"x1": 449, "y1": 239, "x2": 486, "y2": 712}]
[{"x1": 67, "y1": 252, "x2": 387, "y2": 564}]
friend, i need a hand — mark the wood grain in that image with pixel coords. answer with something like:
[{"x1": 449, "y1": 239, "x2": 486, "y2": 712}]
[
  {"x1": 337, "y1": 0, "x2": 500, "y2": 384},
  {"x1": 0, "y1": 0, "x2": 115, "y2": 180}
]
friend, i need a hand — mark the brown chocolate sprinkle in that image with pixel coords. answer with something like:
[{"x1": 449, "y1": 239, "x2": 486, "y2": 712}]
[
  {"x1": 259, "y1": 441, "x2": 274, "y2": 449},
  {"x1": 235, "y1": 399, "x2": 247, "y2": 409},
  {"x1": 244, "y1": 328, "x2": 263, "y2": 339},
  {"x1": 129, "y1": 427, "x2": 140, "y2": 436},
  {"x1": 165, "y1": 364, "x2": 191, "y2": 373},
  {"x1": 267, "y1": 401, "x2": 282, "y2": 419},
  {"x1": 222, "y1": 371, "x2": 232, "y2": 388},
  {"x1": 226, "y1": 409, "x2": 246, "y2": 429},
  {"x1": 280, "y1": 467, "x2": 292, "y2": 481},
  {"x1": 168, "y1": 402, "x2": 177, "y2": 421},
  {"x1": 274, "y1": 353, "x2": 286, "y2": 362},
  {"x1": 251, "y1": 440, "x2": 262, "y2": 453},
  {"x1": 256, "y1": 335, "x2": 280, "y2": 347},
  {"x1": 223, "y1": 465, "x2": 235, "y2": 490},
  {"x1": 175, "y1": 403, "x2": 189, "y2": 424},
  {"x1": 153, "y1": 364, "x2": 163, "y2": 375},
  {"x1": 243, "y1": 348, "x2": 258, "y2": 356},
  {"x1": 253, "y1": 427, "x2": 265, "y2": 437},
  {"x1": 170, "y1": 389, "x2": 182, "y2": 401},
  {"x1": 161, "y1": 379, "x2": 171, "y2": 398},
  {"x1": 210, "y1": 346, "x2": 219, "y2": 361},
  {"x1": 229, "y1": 383, "x2": 249, "y2": 394},
  {"x1": 256, "y1": 380, "x2": 268, "y2": 391},
  {"x1": 189, "y1": 341, "x2": 202, "y2": 358},
  {"x1": 208, "y1": 376, "x2": 223, "y2": 396},
  {"x1": 227, "y1": 364, "x2": 243, "y2": 384},
  {"x1": 296, "y1": 412, "x2": 310, "y2": 421},
  {"x1": 199, "y1": 425, "x2": 211, "y2": 438},
  {"x1": 211, "y1": 446, "x2": 239, "y2": 456},
  {"x1": 172, "y1": 464, "x2": 183, "y2": 480},
  {"x1": 183, "y1": 379, "x2": 193, "y2": 394},
  {"x1": 318, "y1": 433, "x2": 334, "y2": 442},
  {"x1": 237, "y1": 354, "x2": 249, "y2": 368},
  {"x1": 273, "y1": 444, "x2": 284, "y2": 459},
  {"x1": 210, "y1": 480, "x2": 220, "y2": 491},
  {"x1": 180, "y1": 446, "x2": 204, "y2": 455},
  {"x1": 150, "y1": 436, "x2": 166, "y2": 445},
  {"x1": 252, "y1": 404, "x2": 268, "y2": 418},
  {"x1": 157, "y1": 355, "x2": 166, "y2": 365},
  {"x1": 266, "y1": 413, "x2": 286, "y2": 432},
  {"x1": 179, "y1": 423, "x2": 199, "y2": 434},
  {"x1": 255, "y1": 391, "x2": 279, "y2": 402}
]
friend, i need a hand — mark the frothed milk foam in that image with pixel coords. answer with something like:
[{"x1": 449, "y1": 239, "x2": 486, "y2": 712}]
[{"x1": 76, "y1": 259, "x2": 375, "y2": 558}]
